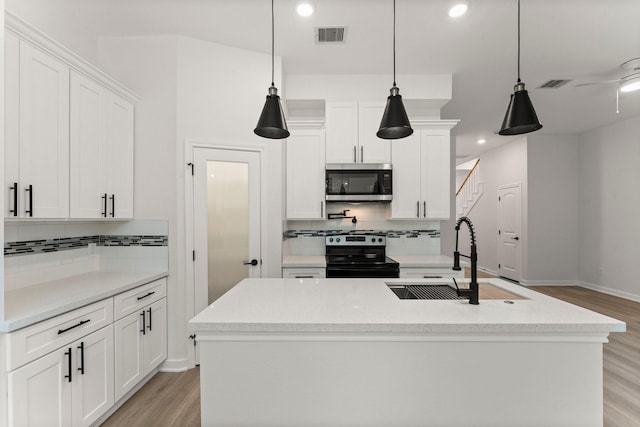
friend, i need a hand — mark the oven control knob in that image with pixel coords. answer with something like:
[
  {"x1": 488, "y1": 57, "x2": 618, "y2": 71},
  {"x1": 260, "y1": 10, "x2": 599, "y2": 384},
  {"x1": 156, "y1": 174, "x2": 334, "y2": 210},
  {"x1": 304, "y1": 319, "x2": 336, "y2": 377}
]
[
  {"x1": 329, "y1": 238, "x2": 334, "y2": 243},
  {"x1": 336, "y1": 238, "x2": 341, "y2": 243},
  {"x1": 378, "y1": 238, "x2": 383, "y2": 243},
  {"x1": 371, "y1": 237, "x2": 375, "y2": 243}
]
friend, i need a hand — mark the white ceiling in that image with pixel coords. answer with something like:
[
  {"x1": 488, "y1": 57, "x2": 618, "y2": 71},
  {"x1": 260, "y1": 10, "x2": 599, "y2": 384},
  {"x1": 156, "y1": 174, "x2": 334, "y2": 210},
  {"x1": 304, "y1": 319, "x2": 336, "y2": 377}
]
[{"x1": 8, "y1": 0, "x2": 640, "y2": 163}]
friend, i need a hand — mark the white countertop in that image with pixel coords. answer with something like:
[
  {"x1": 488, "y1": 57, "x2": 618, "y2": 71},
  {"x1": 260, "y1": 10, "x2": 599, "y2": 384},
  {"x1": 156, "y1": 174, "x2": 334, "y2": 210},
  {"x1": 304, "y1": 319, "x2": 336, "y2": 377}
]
[
  {"x1": 189, "y1": 278, "x2": 626, "y2": 335},
  {"x1": 282, "y1": 255, "x2": 326, "y2": 268},
  {"x1": 1, "y1": 270, "x2": 168, "y2": 332},
  {"x1": 388, "y1": 254, "x2": 455, "y2": 268}
]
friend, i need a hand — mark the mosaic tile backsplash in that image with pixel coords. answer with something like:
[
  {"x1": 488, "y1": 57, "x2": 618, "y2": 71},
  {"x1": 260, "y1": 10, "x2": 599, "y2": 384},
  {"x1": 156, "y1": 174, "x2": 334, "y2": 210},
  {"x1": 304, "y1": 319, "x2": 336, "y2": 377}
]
[
  {"x1": 283, "y1": 229, "x2": 440, "y2": 239},
  {"x1": 5, "y1": 235, "x2": 168, "y2": 257}
]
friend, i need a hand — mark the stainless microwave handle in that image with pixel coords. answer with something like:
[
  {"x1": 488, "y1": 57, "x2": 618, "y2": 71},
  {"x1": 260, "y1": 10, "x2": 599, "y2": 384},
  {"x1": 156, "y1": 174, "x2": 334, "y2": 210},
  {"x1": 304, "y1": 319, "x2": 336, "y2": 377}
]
[
  {"x1": 353, "y1": 146, "x2": 357, "y2": 163},
  {"x1": 360, "y1": 146, "x2": 364, "y2": 163}
]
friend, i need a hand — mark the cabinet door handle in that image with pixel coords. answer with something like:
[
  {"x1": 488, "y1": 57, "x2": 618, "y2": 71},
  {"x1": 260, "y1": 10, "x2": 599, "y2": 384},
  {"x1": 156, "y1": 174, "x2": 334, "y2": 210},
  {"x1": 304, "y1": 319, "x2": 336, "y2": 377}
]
[
  {"x1": 64, "y1": 348, "x2": 72, "y2": 383},
  {"x1": 416, "y1": 201, "x2": 420, "y2": 218},
  {"x1": 423, "y1": 201, "x2": 426, "y2": 218},
  {"x1": 25, "y1": 185, "x2": 33, "y2": 217},
  {"x1": 140, "y1": 311, "x2": 146, "y2": 335},
  {"x1": 9, "y1": 183, "x2": 18, "y2": 216},
  {"x1": 147, "y1": 307, "x2": 152, "y2": 331},
  {"x1": 320, "y1": 201, "x2": 324, "y2": 218},
  {"x1": 58, "y1": 319, "x2": 90, "y2": 335},
  {"x1": 360, "y1": 146, "x2": 364, "y2": 163},
  {"x1": 109, "y1": 194, "x2": 115, "y2": 217},
  {"x1": 102, "y1": 193, "x2": 108, "y2": 217},
  {"x1": 77, "y1": 342, "x2": 85, "y2": 375}
]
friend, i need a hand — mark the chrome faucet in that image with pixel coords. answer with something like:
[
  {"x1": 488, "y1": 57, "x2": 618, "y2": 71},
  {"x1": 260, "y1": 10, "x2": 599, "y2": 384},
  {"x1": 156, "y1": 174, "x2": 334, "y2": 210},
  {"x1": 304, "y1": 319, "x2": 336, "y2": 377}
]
[{"x1": 452, "y1": 216, "x2": 479, "y2": 305}]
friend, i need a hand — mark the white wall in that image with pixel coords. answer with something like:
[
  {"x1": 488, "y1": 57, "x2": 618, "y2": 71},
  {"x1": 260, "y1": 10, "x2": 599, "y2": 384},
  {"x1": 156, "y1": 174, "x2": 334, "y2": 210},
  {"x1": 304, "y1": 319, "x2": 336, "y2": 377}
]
[
  {"x1": 525, "y1": 135, "x2": 579, "y2": 284},
  {"x1": 578, "y1": 115, "x2": 640, "y2": 301}
]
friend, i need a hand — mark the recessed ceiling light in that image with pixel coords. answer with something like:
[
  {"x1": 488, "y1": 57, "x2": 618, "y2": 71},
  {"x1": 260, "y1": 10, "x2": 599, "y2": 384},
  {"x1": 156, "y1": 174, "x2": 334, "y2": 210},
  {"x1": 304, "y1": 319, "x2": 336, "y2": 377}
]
[
  {"x1": 448, "y1": 3, "x2": 469, "y2": 18},
  {"x1": 296, "y1": 1, "x2": 315, "y2": 17},
  {"x1": 477, "y1": 138, "x2": 486, "y2": 144}
]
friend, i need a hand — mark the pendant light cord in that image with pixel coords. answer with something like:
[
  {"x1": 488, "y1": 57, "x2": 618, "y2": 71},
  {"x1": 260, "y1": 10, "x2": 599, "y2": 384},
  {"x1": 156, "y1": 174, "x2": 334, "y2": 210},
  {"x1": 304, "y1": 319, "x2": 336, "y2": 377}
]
[
  {"x1": 517, "y1": 0, "x2": 521, "y2": 83},
  {"x1": 393, "y1": 0, "x2": 397, "y2": 86},
  {"x1": 271, "y1": 0, "x2": 275, "y2": 87}
]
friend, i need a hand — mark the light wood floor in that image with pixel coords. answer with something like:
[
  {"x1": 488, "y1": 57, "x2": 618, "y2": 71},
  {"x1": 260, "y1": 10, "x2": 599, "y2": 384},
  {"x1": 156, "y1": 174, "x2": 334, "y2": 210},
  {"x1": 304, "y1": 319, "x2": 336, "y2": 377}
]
[{"x1": 101, "y1": 277, "x2": 640, "y2": 427}]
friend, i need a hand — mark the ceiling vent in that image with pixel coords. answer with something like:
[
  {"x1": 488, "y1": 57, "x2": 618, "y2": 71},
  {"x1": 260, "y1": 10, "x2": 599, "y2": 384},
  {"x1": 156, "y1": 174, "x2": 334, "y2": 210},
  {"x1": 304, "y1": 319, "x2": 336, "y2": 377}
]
[
  {"x1": 316, "y1": 27, "x2": 346, "y2": 44},
  {"x1": 537, "y1": 79, "x2": 573, "y2": 89}
]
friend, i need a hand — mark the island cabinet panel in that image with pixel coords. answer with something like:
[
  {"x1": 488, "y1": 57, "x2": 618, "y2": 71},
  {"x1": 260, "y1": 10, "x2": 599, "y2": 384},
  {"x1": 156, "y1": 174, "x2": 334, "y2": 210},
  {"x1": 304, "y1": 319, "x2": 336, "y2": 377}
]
[
  {"x1": 399, "y1": 267, "x2": 463, "y2": 280},
  {"x1": 390, "y1": 124, "x2": 453, "y2": 220},
  {"x1": 325, "y1": 101, "x2": 389, "y2": 164},
  {"x1": 285, "y1": 122, "x2": 326, "y2": 220},
  {"x1": 70, "y1": 71, "x2": 134, "y2": 219},
  {"x1": 8, "y1": 325, "x2": 114, "y2": 427},
  {"x1": 5, "y1": 32, "x2": 70, "y2": 219},
  {"x1": 199, "y1": 337, "x2": 606, "y2": 427}
]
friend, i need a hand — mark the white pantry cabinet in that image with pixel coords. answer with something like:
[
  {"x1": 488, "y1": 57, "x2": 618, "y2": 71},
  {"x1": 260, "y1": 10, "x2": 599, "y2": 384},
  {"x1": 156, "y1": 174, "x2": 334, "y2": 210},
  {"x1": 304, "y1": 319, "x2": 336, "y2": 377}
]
[
  {"x1": 286, "y1": 121, "x2": 326, "y2": 219},
  {"x1": 325, "y1": 101, "x2": 389, "y2": 163},
  {"x1": 69, "y1": 71, "x2": 134, "y2": 219},
  {"x1": 390, "y1": 121, "x2": 457, "y2": 220},
  {"x1": 8, "y1": 325, "x2": 114, "y2": 427},
  {"x1": 113, "y1": 281, "x2": 167, "y2": 401},
  {"x1": 4, "y1": 31, "x2": 70, "y2": 219}
]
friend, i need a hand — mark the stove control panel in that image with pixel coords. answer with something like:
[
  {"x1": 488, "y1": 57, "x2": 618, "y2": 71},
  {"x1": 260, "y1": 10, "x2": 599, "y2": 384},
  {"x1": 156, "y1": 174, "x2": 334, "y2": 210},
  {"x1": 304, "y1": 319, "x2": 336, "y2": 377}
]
[{"x1": 326, "y1": 235, "x2": 386, "y2": 246}]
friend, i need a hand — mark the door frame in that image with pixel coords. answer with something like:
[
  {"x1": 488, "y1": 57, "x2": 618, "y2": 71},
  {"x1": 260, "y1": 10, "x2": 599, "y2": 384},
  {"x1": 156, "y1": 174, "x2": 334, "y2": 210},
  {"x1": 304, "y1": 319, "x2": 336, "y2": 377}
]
[
  {"x1": 184, "y1": 139, "x2": 269, "y2": 367},
  {"x1": 497, "y1": 183, "x2": 523, "y2": 283}
]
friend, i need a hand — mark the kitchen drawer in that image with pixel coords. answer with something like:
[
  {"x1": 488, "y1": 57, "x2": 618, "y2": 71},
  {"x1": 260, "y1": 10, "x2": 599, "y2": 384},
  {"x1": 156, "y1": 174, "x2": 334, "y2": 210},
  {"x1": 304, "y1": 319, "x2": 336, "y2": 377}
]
[
  {"x1": 113, "y1": 278, "x2": 167, "y2": 320},
  {"x1": 399, "y1": 268, "x2": 463, "y2": 280},
  {"x1": 6, "y1": 298, "x2": 113, "y2": 371},
  {"x1": 282, "y1": 268, "x2": 326, "y2": 279}
]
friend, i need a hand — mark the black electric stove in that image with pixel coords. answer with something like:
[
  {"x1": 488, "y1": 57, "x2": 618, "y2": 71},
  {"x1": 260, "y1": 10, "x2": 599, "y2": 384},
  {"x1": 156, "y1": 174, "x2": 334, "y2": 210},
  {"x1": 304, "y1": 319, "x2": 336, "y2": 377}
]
[{"x1": 325, "y1": 235, "x2": 399, "y2": 278}]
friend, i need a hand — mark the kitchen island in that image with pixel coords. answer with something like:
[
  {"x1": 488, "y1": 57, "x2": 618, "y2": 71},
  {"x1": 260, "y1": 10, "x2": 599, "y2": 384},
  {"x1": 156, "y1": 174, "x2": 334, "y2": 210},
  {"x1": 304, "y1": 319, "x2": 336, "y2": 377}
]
[{"x1": 189, "y1": 278, "x2": 625, "y2": 427}]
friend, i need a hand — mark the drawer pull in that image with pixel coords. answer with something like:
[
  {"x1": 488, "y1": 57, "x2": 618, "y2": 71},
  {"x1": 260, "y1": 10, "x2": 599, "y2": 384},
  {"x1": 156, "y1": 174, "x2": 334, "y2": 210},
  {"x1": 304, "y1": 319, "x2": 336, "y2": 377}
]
[
  {"x1": 423, "y1": 275, "x2": 443, "y2": 279},
  {"x1": 58, "y1": 319, "x2": 90, "y2": 335},
  {"x1": 295, "y1": 275, "x2": 314, "y2": 278},
  {"x1": 137, "y1": 291, "x2": 156, "y2": 301}
]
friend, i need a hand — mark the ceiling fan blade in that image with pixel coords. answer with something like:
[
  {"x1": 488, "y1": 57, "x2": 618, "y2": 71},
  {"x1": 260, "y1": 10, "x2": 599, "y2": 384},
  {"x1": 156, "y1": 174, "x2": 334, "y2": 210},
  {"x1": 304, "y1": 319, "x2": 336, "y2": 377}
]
[{"x1": 575, "y1": 78, "x2": 623, "y2": 87}]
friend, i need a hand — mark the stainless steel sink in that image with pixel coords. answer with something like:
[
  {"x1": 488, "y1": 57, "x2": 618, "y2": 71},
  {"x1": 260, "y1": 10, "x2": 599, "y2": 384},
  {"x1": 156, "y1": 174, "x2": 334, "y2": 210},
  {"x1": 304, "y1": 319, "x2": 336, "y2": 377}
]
[{"x1": 387, "y1": 283, "x2": 465, "y2": 300}]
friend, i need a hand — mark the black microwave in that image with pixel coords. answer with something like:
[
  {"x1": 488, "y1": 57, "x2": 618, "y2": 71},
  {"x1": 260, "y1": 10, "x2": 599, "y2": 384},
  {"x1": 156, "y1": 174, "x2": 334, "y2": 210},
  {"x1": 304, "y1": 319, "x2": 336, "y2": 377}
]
[{"x1": 325, "y1": 163, "x2": 392, "y2": 202}]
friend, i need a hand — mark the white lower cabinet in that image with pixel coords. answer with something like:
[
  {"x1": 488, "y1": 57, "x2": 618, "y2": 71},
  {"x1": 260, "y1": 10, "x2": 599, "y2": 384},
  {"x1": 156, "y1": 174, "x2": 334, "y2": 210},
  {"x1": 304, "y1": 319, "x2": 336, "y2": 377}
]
[
  {"x1": 8, "y1": 325, "x2": 114, "y2": 427},
  {"x1": 114, "y1": 298, "x2": 167, "y2": 401},
  {"x1": 399, "y1": 267, "x2": 463, "y2": 280}
]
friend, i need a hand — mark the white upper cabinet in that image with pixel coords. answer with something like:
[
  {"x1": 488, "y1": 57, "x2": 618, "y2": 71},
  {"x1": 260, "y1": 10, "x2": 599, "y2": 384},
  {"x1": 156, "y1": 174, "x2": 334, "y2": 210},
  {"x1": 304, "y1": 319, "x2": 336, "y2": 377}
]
[
  {"x1": 70, "y1": 71, "x2": 134, "y2": 219},
  {"x1": 325, "y1": 101, "x2": 389, "y2": 164},
  {"x1": 390, "y1": 121, "x2": 457, "y2": 220},
  {"x1": 5, "y1": 32, "x2": 70, "y2": 219},
  {"x1": 286, "y1": 122, "x2": 326, "y2": 220},
  {"x1": 5, "y1": 14, "x2": 138, "y2": 220}
]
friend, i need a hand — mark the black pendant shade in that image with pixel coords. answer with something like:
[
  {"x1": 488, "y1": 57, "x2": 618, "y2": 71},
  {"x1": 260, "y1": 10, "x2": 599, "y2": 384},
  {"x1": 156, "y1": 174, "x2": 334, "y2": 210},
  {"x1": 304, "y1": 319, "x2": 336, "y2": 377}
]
[
  {"x1": 499, "y1": 81, "x2": 542, "y2": 135},
  {"x1": 377, "y1": 86, "x2": 414, "y2": 139},
  {"x1": 499, "y1": 0, "x2": 542, "y2": 136},
  {"x1": 254, "y1": 85, "x2": 289, "y2": 139},
  {"x1": 254, "y1": 0, "x2": 289, "y2": 140}
]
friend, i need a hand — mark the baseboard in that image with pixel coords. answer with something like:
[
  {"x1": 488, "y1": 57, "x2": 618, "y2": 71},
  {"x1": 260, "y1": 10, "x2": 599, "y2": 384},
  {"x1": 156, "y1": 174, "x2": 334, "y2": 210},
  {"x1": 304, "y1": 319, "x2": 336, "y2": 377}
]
[
  {"x1": 578, "y1": 281, "x2": 640, "y2": 303},
  {"x1": 160, "y1": 357, "x2": 190, "y2": 372},
  {"x1": 520, "y1": 280, "x2": 578, "y2": 287}
]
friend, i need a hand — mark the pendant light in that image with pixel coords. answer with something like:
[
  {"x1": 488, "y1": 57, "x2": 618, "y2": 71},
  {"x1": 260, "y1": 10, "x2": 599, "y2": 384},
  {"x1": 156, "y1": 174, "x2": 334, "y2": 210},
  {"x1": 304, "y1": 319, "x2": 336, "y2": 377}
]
[
  {"x1": 498, "y1": 0, "x2": 542, "y2": 136},
  {"x1": 377, "y1": 0, "x2": 413, "y2": 140},
  {"x1": 254, "y1": 0, "x2": 289, "y2": 139}
]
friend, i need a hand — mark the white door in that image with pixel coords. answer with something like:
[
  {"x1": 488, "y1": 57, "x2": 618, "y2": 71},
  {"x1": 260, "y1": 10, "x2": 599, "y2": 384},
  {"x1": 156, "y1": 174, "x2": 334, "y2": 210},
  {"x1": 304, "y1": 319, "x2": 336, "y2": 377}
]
[
  {"x1": 498, "y1": 184, "x2": 522, "y2": 282},
  {"x1": 193, "y1": 148, "x2": 262, "y2": 315},
  {"x1": 72, "y1": 326, "x2": 114, "y2": 427},
  {"x1": 8, "y1": 347, "x2": 73, "y2": 427}
]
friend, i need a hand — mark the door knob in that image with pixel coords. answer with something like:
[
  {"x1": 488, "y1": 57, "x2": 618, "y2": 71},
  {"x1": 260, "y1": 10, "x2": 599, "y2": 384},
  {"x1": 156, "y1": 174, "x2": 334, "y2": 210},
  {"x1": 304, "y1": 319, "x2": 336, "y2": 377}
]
[
  {"x1": 243, "y1": 259, "x2": 259, "y2": 266},
  {"x1": 511, "y1": 236, "x2": 520, "y2": 240}
]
